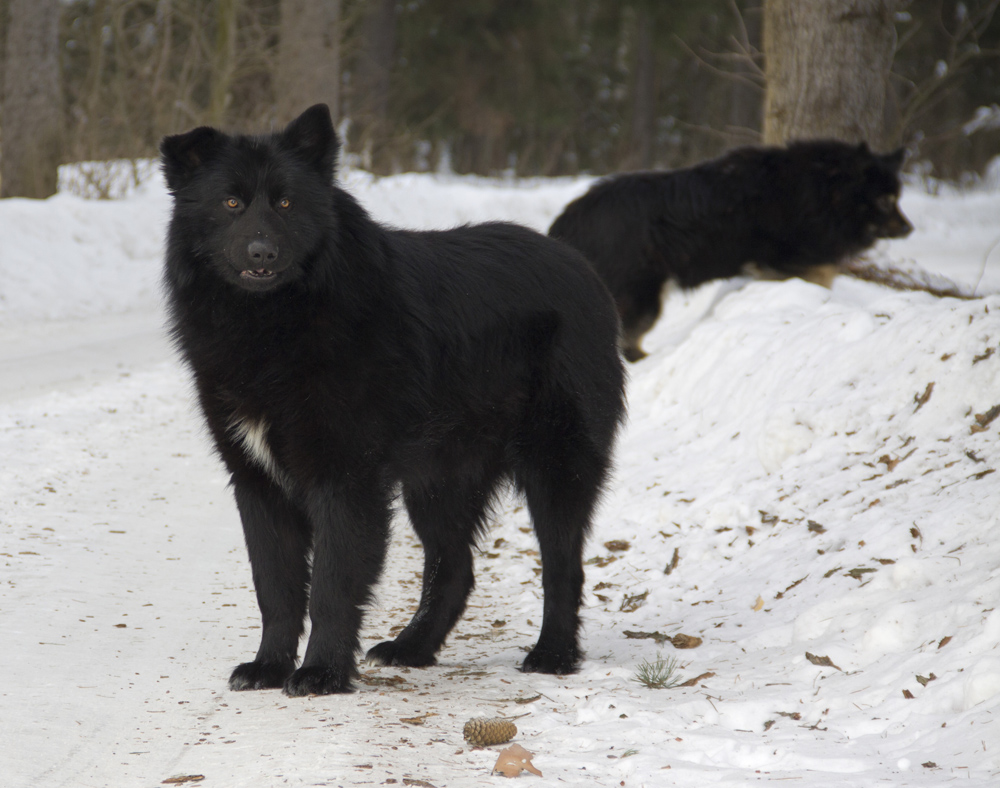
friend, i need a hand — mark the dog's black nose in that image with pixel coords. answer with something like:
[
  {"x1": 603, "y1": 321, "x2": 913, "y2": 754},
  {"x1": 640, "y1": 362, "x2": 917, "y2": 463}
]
[{"x1": 247, "y1": 239, "x2": 278, "y2": 264}]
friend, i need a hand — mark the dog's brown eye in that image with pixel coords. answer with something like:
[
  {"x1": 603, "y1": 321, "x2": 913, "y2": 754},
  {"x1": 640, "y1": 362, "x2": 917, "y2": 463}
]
[
  {"x1": 278, "y1": 198, "x2": 291, "y2": 209},
  {"x1": 876, "y1": 194, "x2": 896, "y2": 212},
  {"x1": 225, "y1": 197, "x2": 240, "y2": 209}
]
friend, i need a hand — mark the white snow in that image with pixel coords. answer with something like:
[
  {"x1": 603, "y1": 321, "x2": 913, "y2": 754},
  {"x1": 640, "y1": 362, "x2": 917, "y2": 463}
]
[{"x1": 1, "y1": 164, "x2": 999, "y2": 788}]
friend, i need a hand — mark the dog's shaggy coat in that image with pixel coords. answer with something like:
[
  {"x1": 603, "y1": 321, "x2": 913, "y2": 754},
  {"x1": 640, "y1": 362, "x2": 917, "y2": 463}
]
[{"x1": 161, "y1": 105, "x2": 626, "y2": 696}]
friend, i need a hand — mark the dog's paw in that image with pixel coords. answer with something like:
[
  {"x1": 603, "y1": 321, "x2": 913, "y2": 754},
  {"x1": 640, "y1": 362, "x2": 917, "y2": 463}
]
[
  {"x1": 521, "y1": 645, "x2": 581, "y2": 675},
  {"x1": 228, "y1": 660, "x2": 295, "y2": 691},
  {"x1": 282, "y1": 665, "x2": 355, "y2": 696},
  {"x1": 364, "y1": 640, "x2": 437, "y2": 668}
]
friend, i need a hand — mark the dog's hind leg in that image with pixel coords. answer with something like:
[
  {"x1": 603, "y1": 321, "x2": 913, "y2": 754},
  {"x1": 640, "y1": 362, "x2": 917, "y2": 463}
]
[
  {"x1": 365, "y1": 473, "x2": 499, "y2": 668},
  {"x1": 519, "y1": 459, "x2": 608, "y2": 673}
]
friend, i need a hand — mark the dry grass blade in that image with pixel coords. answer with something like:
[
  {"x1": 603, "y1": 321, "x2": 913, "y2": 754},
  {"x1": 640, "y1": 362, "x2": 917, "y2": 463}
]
[{"x1": 843, "y1": 260, "x2": 979, "y2": 299}]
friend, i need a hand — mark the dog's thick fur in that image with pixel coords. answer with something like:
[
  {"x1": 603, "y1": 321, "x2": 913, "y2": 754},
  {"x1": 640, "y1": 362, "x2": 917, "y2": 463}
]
[
  {"x1": 549, "y1": 140, "x2": 913, "y2": 361},
  {"x1": 160, "y1": 105, "x2": 626, "y2": 696}
]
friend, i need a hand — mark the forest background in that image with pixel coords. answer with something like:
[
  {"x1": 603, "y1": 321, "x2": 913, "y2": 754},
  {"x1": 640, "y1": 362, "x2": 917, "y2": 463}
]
[{"x1": 0, "y1": 0, "x2": 998, "y2": 196}]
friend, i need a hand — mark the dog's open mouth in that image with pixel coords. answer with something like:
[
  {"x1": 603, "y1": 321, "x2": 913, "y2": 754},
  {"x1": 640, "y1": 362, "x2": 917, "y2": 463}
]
[{"x1": 241, "y1": 268, "x2": 275, "y2": 280}]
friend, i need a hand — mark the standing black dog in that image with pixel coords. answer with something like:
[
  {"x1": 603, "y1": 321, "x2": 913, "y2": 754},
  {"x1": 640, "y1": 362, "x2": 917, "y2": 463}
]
[
  {"x1": 160, "y1": 105, "x2": 626, "y2": 697},
  {"x1": 549, "y1": 140, "x2": 913, "y2": 362}
]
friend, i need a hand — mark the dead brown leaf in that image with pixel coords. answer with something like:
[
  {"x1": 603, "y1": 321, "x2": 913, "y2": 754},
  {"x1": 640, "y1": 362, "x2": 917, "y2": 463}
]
[
  {"x1": 914, "y1": 382, "x2": 934, "y2": 412},
  {"x1": 878, "y1": 454, "x2": 900, "y2": 471},
  {"x1": 620, "y1": 591, "x2": 648, "y2": 613},
  {"x1": 358, "y1": 673, "x2": 408, "y2": 687},
  {"x1": 493, "y1": 744, "x2": 542, "y2": 778},
  {"x1": 938, "y1": 635, "x2": 952, "y2": 649},
  {"x1": 775, "y1": 576, "x2": 807, "y2": 600},
  {"x1": 663, "y1": 547, "x2": 680, "y2": 576},
  {"x1": 162, "y1": 777, "x2": 205, "y2": 785},
  {"x1": 752, "y1": 595, "x2": 764, "y2": 611},
  {"x1": 400, "y1": 713, "x2": 436, "y2": 725},
  {"x1": 604, "y1": 540, "x2": 631, "y2": 552},
  {"x1": 678, "y1": 671, "x2": 715, "y2": 687},
  {"x1": 805, "y1": 652, "x2": 842, "y2": 671},
  {"x1": 670, "y1": 633, "x2": 702, "y2": 649},
  {"x1": 623, "y1": 630, "x2": 668, "y2": 644},
  {"x1": 971, "y1": 403, "x2": 1000, "y2": 433}
]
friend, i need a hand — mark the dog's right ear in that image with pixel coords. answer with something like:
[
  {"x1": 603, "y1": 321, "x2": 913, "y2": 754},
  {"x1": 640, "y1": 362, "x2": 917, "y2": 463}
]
[{"x1": 160, "y1": 126, "x2": 225, "y2": 192}]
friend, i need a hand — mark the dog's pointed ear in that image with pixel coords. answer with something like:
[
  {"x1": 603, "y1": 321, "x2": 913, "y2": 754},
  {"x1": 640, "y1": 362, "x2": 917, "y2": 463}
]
[
  {"x1": 282, "y1": 104, "x2": 339, "y2": 180},
  {"x1": 882, "y1": 147, "x2": 906, "y2": 173},
  {"x1": 160, "y1": 126, "x2": 225, "y2": 192}
]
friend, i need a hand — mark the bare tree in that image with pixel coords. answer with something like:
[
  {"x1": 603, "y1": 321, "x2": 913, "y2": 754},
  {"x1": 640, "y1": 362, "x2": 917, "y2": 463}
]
[
  {"x1": 2, "y1": 0, "x2": 63, "y2": 198},
  {"x1": 276, "y1": 0, "x2": 340, "y2": 125},
  {"x1": 763, "y1": 0, "x2": 897, "y2": 147}
]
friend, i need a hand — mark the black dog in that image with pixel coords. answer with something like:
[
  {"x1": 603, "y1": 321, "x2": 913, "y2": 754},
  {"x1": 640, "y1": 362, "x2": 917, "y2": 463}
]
[
  {"x1": 549, "y1": 140, "x2": 913, "y2": 361},
  {"x1": 160, "y1": 105, "x2": 626, "y2": 696}
]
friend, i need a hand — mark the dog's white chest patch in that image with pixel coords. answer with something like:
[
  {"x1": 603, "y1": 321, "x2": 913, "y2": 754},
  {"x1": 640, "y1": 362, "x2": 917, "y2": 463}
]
[{"x1": 229, "y1": 416, "x2": 284, "y2": 485}]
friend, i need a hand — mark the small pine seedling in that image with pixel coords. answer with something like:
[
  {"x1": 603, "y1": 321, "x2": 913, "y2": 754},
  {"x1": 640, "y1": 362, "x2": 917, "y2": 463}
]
[{"x1": 632, "y1": 654, "x2": 684, "y2": 689}]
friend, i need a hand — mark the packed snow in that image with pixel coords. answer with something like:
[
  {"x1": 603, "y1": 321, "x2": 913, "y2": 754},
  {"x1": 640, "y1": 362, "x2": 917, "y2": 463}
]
[{"x1": 1, "y1": 161, "x2": 998, "y2": 788}]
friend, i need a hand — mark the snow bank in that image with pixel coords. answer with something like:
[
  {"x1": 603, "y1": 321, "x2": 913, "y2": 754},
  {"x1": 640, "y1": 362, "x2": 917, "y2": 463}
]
[{"x1": 1, "y1": 165, "x2": 998, "y2": 787}]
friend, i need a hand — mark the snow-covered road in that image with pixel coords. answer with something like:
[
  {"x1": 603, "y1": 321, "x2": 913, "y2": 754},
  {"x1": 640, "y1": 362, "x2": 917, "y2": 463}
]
[{"x1": 1, "y1": 169, "x2": 999, "y2": 787}]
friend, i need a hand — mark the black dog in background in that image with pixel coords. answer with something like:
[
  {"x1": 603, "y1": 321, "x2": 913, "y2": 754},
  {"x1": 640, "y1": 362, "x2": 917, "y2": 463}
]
[
  {"x1": 160, "y1": 105, "x2": 626, "y2": 696},
  {"x1": 549, "y1": 141, "x2": 913, "y2": 362}
]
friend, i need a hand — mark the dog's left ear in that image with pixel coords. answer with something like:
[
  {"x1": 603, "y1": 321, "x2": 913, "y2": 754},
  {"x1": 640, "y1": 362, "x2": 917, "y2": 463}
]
[
  {"x1": 282, "y1": 104, "x2": 340, "y2": 181},
  {"x1": 160, "y1": 126, "x2": 225, "y2": 192}
]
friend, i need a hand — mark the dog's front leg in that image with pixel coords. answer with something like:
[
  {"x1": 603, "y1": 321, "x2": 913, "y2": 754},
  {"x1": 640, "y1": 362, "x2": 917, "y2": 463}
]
[{"x1": 283, "y1": 480, "x2": 391, "y2": 696}]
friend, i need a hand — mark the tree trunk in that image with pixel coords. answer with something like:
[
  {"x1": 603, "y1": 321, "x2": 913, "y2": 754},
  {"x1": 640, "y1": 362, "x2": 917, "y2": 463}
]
[
  {"x1": 353, "y1": 0, "x2": 396, "y2": 172},
  {"x1": 1, "y1": 0, "x2": 63, "y2": 198},
  {"x1": 763, "y1": 0, "x2": 897, "y2": 148},
  {"x1": 627, "y1": 7, "x2": 655, "y2": 170},
  {"x1": 276, "y1": 0, "x2": 341, "y2": 126},
  {"x1": 208, "y1": 0, "x2": 239, "y2": 126}
]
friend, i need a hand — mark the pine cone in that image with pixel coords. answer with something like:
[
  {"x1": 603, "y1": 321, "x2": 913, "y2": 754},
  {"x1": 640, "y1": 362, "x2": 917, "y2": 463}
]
[{"x1": 463, "y1": 717, "x2": 517, "y2": 746}]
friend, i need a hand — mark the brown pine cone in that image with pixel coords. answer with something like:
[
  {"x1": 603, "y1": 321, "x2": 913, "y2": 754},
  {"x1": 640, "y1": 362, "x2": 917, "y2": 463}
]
[{"x1": 463, "y1": 717, "x2": 517, "y2": 746}]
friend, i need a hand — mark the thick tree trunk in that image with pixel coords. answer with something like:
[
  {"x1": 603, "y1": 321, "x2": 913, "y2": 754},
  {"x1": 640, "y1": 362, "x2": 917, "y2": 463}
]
[
  {"x1": 763, "y1": 0, "x2": 897, "y2": 148},
  {"x1": 276, "y1": 0, "x2": 341, "y2": 126},
  {"x1": 1, "y1": 0, "x2": 63, "y2": 198}
]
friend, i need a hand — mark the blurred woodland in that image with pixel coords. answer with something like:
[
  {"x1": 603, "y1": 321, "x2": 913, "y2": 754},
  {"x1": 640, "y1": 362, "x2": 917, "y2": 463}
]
[{"x1": 0, "y1": 0, "x2": 998, "y2": 196}]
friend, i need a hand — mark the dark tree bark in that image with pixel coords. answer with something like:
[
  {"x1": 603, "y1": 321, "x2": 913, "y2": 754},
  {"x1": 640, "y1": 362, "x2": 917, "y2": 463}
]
[
  {"x1": 208, "y1": 0, "x2": 239, "y2": 125},
  {"x1": 1, "y1": 0, "x2": 63, "y2": 198},
  {"x1": 276, "y1": 0, "x2": 341, "y2": 125},
  {"x1": 763, "y1": 0, "x2": 897, "y2": 148},
  {"x1": 627, "y1": 7, "x2": 656, "y2": 169},
  {"x1": 353, "y1": 0, "x2": 396, "y2": 172}
]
